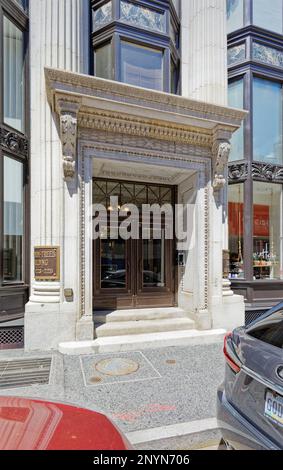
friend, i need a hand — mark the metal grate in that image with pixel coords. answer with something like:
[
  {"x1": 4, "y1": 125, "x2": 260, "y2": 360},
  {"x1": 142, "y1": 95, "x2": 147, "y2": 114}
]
[
  {"x1": 0, "y1": 357, "x2": 52, "y2": 389},
  {"x1": 0, "y1": 327, "x2": 24, "y2": 350},
  {"x1": 245, "y1": 310, "x2": 267, "y2": 327}
]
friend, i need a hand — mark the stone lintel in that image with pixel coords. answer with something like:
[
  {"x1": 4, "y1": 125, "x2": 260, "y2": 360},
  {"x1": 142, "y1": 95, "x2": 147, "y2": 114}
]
[{"x1": 45, "y1": 68, "x2": 247, "y2": 148}]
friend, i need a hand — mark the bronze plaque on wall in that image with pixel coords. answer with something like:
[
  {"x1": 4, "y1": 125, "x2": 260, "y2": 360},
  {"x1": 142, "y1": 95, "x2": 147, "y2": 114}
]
[{"x1": 34, "y1": 247, "x2": 60, "y2": 281}]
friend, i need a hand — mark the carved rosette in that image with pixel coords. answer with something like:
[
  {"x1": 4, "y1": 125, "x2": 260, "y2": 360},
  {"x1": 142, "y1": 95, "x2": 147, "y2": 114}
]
[
  {"x1": 60, "y1": 113, "x2": 78, "y2": 181},
  {"x1": 0, "y1": 127, "x2": 28, "y2": 157},
  {"x1": 212, "y1": 139, "x2": 231, "y2": 190}
]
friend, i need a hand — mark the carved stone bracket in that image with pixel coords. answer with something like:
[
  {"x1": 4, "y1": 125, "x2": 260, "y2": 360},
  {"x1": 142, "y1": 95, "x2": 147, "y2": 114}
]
[
  {"x1": 60, "y1": 112, "x2": 78, "y2": 181},
  {"x1": 212, "y1": 139, "x2": 231, "y2": 190},
  {"x1": 0, "y1": 127, "x2": 28, "y2": 158},
  {"x1": 228, "y1": 163, "x2": 248, "y2": 183},
  {"x1": 252, "y1": 162, "x2": 283, "y2": 184}
]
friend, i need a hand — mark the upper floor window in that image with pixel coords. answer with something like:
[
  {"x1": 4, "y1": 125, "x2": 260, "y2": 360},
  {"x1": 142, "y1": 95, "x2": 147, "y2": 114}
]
[
  {"x1": 120, "y1": 41, "x2": 163, "y2": 90},
  {"x1": 228, "y1": 78, "x2": 244, "y2": 161},
  {"x1": 91, "y1": 0, "x2": 180, "y2": 94},
  {"x1": 227, "y1": 0, "x2": 244, "y2": 33},
  {"x1": 3, "y1": 16, "x2": 25, "y2": 133},
  {"x1": 253, "y1": 0, "x2": 283, "y2": 34},
  {"x1": 253, "y1": 78, "x2": 283, "y2": 165}
]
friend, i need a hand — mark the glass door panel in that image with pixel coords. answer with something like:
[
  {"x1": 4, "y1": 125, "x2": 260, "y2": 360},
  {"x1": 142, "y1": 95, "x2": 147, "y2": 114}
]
[
  {"x1": 100, "y1": 238, "x2": 127, "y2": 289},
  {"x1": 143, "y1": 233, "x2": 165, "y2": 288}
]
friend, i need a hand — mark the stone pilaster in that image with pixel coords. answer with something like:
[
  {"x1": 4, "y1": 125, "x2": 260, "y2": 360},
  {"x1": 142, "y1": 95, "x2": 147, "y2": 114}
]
[
  {"x1": 182, "y1": 0, "x2": 245, "y2": 329},
  {"x1": 25, "y1": 0, "x2": 91, "y2": 350},
  {"x1": 181, "y1": 0, "x2": 228, "y2": 106}
]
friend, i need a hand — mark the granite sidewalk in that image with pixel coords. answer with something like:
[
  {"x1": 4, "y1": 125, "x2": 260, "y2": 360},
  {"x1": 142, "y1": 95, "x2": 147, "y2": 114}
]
[{"x1": 0, "y1": 341, "x2": 225, "y2": 449}]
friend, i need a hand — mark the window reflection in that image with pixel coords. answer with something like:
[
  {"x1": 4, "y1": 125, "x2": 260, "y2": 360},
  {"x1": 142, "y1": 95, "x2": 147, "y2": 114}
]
[
  {"x1": 227, "y1": 0, "x2": 244, "y2": 34},
  {"x1": 121, "y1": 41, "x2": 163, "y2": 91},
  {"x1": 228, "y1": 79, "x2": 244, "y2": 161},
  {"x1": 4, "y1": 17, "x2": 25, "y2": 133},
  {"x1": 143, "y1": 231, "x2": 165, "y2": 288},
  {"x1": 3, "y1": 157, "x2": 24, "y2": 282},
  {"x1": 253, "y1": 78, "x2": 283, "y2": 165},
  {"x1": 100, "y1": 239, "x2": 126, "y2": 289},
  {"x1": 253, "y1": 0, "x2": 283, "y2": 34},
  {"x1": 95, "y1": 42, "x2": 113, "y2": 80},
  {"x1": 229, "y1": 184, "x2": 244, "y2": 279},
  {"x1": 253, "y1": 182, "x2": 282, "y2": 281}
]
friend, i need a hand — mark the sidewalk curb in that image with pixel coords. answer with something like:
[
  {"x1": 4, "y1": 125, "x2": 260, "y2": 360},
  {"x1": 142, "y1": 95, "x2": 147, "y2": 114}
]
[{"x1": 126, "y1": 418, "x2": 221, "y2": 450}]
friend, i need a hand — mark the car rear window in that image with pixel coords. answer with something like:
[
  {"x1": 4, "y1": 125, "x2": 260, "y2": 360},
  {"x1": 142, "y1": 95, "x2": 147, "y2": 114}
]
[{"x1": 248, "y1": 309, "x2": 283, "y2": 349}]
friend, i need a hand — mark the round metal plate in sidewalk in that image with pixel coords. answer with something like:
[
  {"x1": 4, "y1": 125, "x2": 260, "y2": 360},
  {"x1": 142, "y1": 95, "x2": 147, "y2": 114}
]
[{"x1": 95, "y1": 358, "x2": 139, "y2": 377}]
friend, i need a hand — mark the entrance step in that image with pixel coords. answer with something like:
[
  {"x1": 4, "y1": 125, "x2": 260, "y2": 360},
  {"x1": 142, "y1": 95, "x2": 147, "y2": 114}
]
[
  {"x1": 94, "y1": 307, "x2": 186, "y2": 324},
  {"x1": 59, "y1": 329, "x2": 226, "y2": 355},
  {"x1": 95, "y1": 317, "x2": 195, "y2": 338}
]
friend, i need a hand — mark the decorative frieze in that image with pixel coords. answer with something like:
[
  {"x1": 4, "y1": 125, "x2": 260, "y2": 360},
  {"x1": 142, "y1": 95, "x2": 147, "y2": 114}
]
[
  {"x1": 253, "y1": 42, "x2": 283, "y2": 68},
  {"x1": 212, "y1": 139, "x2": 231, "y2": 190},
  {"x1": 252, "y1": 163, "x2": 283, "y2": 184},
  {"x1": 0, "y1": 127, "x2": 28, "y2": 158},
  {"x1": 228, "y1": 43, "x2": 246, "y2": 66},
  {"x1": 79, "y1": 111, "x2": 213, "y2": 147},
  {"x1": 228, "y1": 163, "x2": 248, "y2": 183}
]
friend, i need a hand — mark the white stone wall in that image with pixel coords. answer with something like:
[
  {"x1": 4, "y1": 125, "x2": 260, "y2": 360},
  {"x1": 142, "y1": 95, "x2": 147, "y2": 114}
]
[
  {"x1": 25, "y1": 0, "x2": 90, "y2": 350},
  {"x1": 181, "y1": 0, "x2": 228, "y2": 105},
  {"x1": 181, "y1": 0, "x2": 245, "y2": 329}
]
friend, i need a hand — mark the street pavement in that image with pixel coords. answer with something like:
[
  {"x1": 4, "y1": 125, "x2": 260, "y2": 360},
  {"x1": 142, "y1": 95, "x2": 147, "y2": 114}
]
[{"x1": 0, "y1": 341, "x2": 225, "y2": 449}]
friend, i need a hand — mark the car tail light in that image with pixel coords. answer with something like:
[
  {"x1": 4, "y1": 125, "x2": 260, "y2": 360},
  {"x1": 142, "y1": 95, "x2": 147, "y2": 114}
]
[{"x1": 223, "y1": 332, "x2": 242, "y2": 374}]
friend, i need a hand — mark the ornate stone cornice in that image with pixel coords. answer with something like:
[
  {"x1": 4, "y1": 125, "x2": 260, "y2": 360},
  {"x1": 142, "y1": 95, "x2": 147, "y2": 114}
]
[
  {"x1": 228, "y1": 163, "x2": 248, "y2": 183},
  {"x1": 252, "y1": 162, "x2": 283, "y2": 184},
  {"x1": 45, "y1": 67, "x2": 247, "y2": 128},
  {"x1": 78, "y1": 111, "x2": 213, "y2": 147},
  {"x1": 212, "y1": 139, "x2": 231, "y2": 190},
  {"x1": 0, "y1": 127, "x2": 28, "y2": 158}
]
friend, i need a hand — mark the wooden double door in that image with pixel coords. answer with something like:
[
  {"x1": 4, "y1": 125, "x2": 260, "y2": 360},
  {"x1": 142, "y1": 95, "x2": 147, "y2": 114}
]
[{"x1": 93, "y1": 179, "x2": 176, "y2": 310}]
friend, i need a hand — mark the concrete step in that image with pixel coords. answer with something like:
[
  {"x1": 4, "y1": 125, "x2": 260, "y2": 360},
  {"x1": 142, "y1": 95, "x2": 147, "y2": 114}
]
[
  {"x1": 94, "y1": 307, "x2": 186, "y2": 324},
  {"x1": 59, "y1": 329, "x2": 226, "y2": 355},
  {"x1": 95, "y1": 317, "x2": 195, "y2": 337}
]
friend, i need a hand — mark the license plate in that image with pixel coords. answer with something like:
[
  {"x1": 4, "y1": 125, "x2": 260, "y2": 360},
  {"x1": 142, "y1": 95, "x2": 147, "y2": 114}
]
[{"x1": 264, "y1": 391, "x2": 283, "y2": 427}]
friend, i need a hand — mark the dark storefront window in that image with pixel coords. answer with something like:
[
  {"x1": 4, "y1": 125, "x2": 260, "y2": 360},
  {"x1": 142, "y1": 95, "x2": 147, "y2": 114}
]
[
  {"x1": 253, "y1": 78, "x2": 283, "y2": 165},
  {"x1": 253, "y1": 182, "x2": 282, "y2": 280},
  {"x1": 229, "y1": 184, "x2": 244, "y2": 279}
]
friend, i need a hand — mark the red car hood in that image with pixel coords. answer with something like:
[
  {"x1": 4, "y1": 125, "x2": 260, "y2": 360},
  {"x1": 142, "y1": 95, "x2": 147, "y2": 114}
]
[{"x1": 0, "y1": 396, "x2": 129, "y2": 450}]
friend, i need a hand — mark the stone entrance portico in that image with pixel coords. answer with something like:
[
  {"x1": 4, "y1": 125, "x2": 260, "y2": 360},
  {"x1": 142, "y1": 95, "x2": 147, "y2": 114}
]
[{"x1": 24, "y1": 67, "x2": 246, "y2": 351}]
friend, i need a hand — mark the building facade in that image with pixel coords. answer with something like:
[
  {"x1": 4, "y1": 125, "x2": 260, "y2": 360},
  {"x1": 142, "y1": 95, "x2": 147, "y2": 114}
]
[
  {"x1": 1, "y1": 0, "x2": 252, "y2": 352},
  {"x1": 0, "y1": 0, "x2": 29, "y2": 349},
  {"x1": 227, "y1": 0, "x2": 283, "y2": 323}
]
